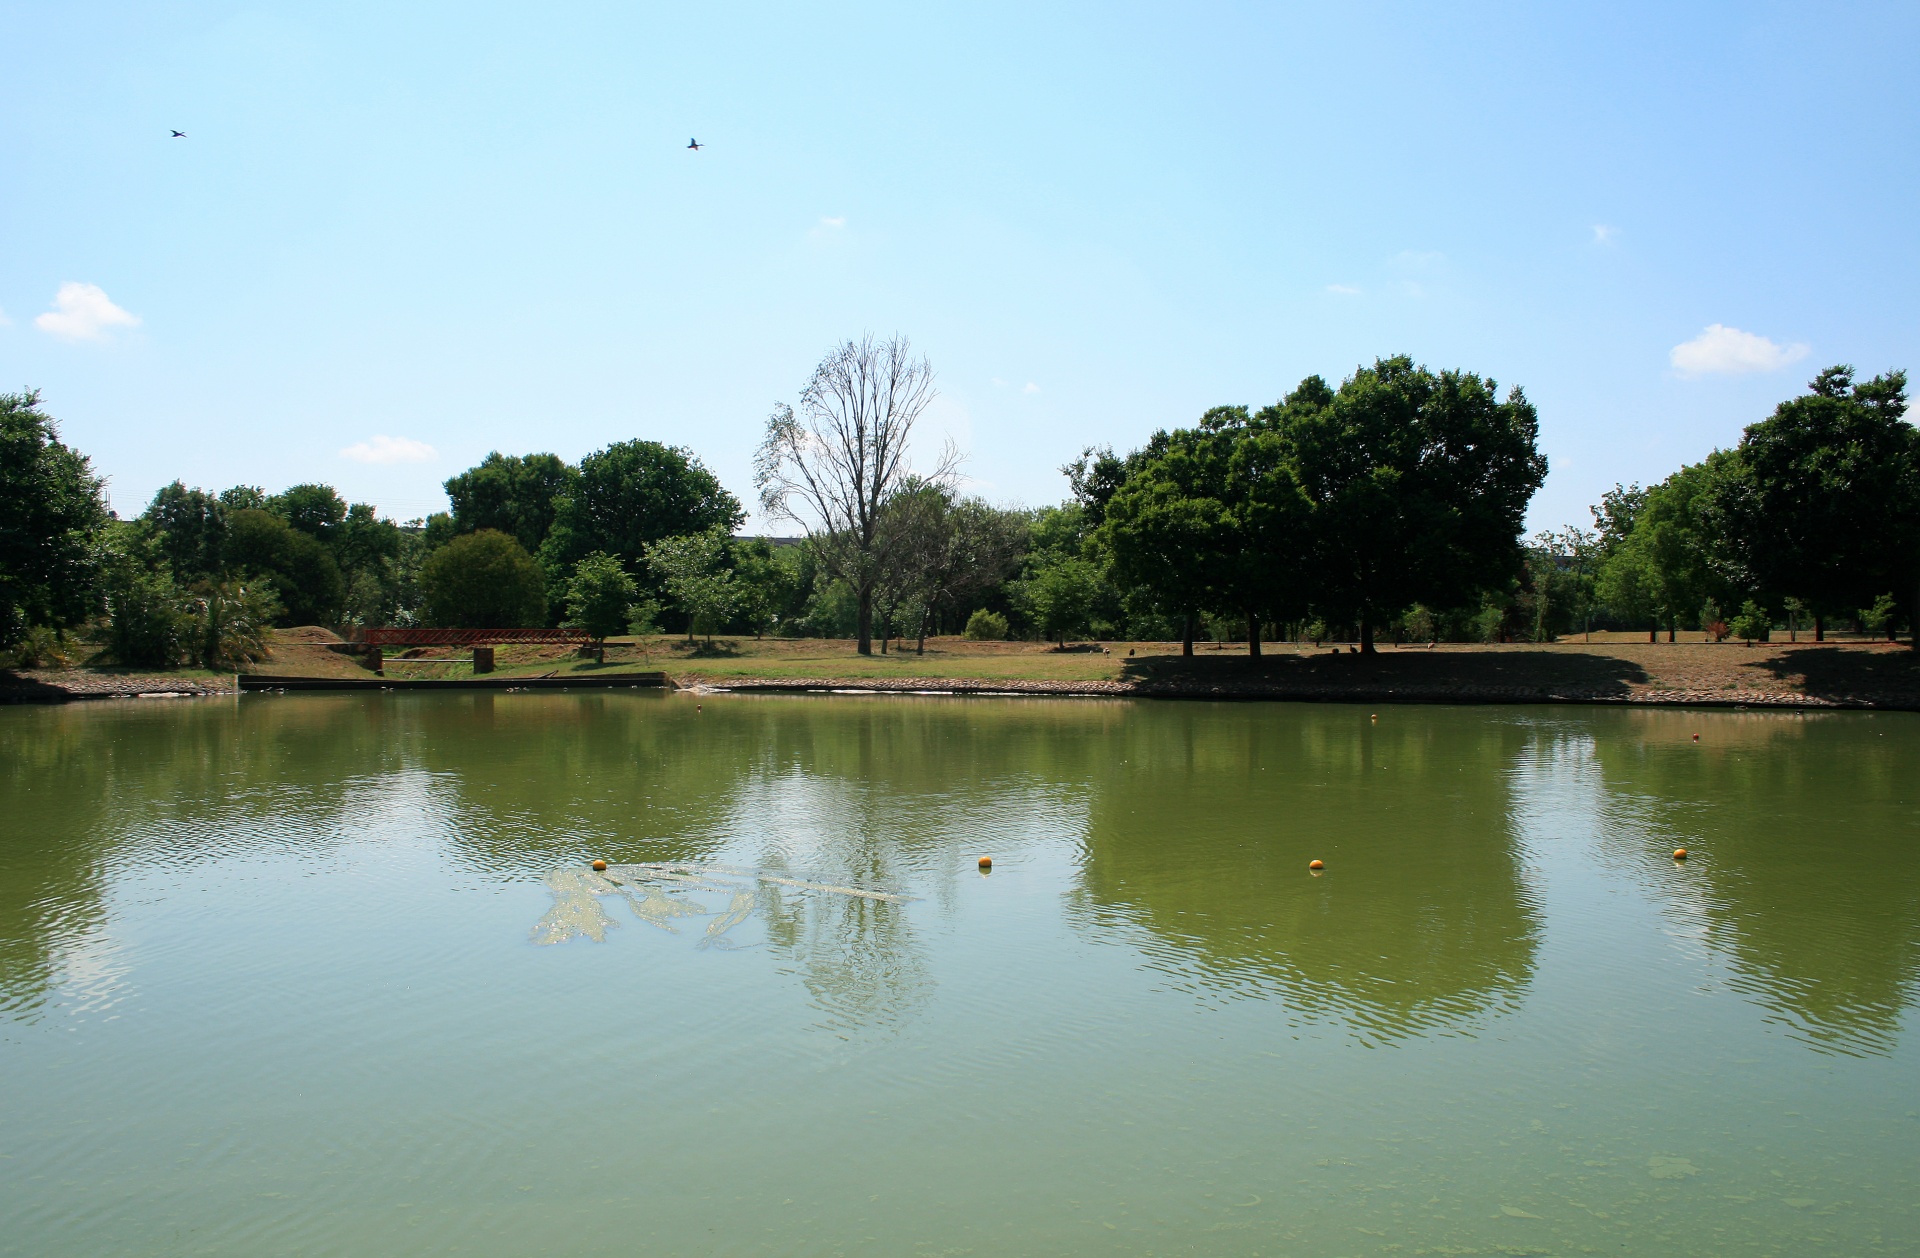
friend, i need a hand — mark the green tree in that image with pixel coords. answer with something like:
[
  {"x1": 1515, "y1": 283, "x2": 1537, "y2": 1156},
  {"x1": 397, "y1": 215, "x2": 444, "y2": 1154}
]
[
  {"x1": 218, "y1": 485, "x2": 268, "y2": 511},
  {"x1": 1595, "y1": 533, "x2": 1662, "y2": 642},
  {"x1": 444, "y1": 452, "x2": 578, "y2": 555},
  {"x1": 1715, "y1": 365, "x2": 1917, "y2": 644},
  {"x1": 1011, "y1": 552, "x2": 1101, "y2": 644},
  {"x1": 0, "y1": 391, "x2": 110, "y2": 647},
  {"x1": 1100, "y1": 430, "x2": 1233, "y2": 656},
  {"x1": 268, "y1": 483, "x2": 349, "y2": 543},
  {"x1": 543, "y1": 441, "x2": 742, "y2": 615},
  {"x1": 1288, "y1": 357, "x2": 1548, "y2": 653},
  {"x1": 141, "y1": 482, "x2": 228, "y2": 581},
  {"x1": 226, "y1": 509, "x2": 346, "y2": 626},
  {"x1": 563, "y1": 551, "x2": 639, "y2": 643},
  {"x1": 646, "y1": 528, "x2": 739, "y2": 645},
  {"x1": 730, "y1": 538, "x2": 802, "y2": 638},
  {"x1": 419, "y1": 529, "x2": 547, "y2": 628},
  {"x1": 1600, "y1": 454, "x2": 1743, "y2": 640}
]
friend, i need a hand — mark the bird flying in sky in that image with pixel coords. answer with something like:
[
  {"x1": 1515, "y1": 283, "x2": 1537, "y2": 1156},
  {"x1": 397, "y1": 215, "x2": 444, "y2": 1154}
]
[
  {"x1": 687, "y1": 137, "x2": 702, "y2": 150},
  {"x1": 170, "y1": 130, "x2": 186, "y2": 138}
]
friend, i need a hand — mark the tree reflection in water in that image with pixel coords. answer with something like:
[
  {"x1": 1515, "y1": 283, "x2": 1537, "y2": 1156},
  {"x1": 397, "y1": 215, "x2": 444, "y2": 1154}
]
[
  {"x1": 1586, "y1": 708, "x2": 1920, "y2": 1057},
  {"x1": 1071, "y1": 704, "x2": 1543, "y2": 1043}
]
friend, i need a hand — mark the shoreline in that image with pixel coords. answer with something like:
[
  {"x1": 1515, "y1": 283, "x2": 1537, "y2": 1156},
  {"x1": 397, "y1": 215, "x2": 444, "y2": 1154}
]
[
  {"x1": 7, "y1": 638, "x2": 1917, "y2": 712},
  {"x1": 680, "y1": 673, "x2": 1908, "y2": 710}
]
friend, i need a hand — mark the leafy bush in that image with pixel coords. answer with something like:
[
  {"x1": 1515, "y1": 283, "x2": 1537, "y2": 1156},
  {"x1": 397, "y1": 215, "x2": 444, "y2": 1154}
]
[
  {"x1": 564, "y1": 551, "x2": 639, "y2": 641},
  {"x1": 187, "y1": 581, "x2": 280, "y2": 668},
  {"x1": 1730, "y1": 600, "x2": 1770, "y2": 644},
  {"x1": 103, "y1": 568, "x2": 189, "y2": 666},
  {"x1": 1861, "y1": 592, "x2": 1898, "y2": 637},
  {"x1": 963, "y1": 609, "x2": 1009, "y2": 641},
  {"x1": 10, "y1": 625, "x2": 77, "y2": 669},
  {"x1": 420, "y1": 529, "x2": 547, "y2": 628}
]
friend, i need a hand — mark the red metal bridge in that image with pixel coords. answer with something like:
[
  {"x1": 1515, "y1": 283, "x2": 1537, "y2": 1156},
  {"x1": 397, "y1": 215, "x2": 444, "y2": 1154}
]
[{"x1": 359, "y1": 628, "x2": 591, "y2": 647}]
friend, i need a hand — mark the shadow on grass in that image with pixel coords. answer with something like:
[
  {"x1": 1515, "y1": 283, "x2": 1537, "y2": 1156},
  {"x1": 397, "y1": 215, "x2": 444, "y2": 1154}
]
[
  {"x1": 668, "y1": 640, "x2": 743, "y2": 659},
  {"x1": 1747, "y1": 647, "x2": 1920, "y2": 704},
  {"x1": 1121, "y1": 649, "x2": 1651, "y2": 699}
]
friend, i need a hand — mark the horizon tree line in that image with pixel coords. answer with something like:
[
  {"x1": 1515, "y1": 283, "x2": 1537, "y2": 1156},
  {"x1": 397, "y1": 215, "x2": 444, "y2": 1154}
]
[{"x1": 1, "y1": 346, "x2": 1913, "y2": 669}]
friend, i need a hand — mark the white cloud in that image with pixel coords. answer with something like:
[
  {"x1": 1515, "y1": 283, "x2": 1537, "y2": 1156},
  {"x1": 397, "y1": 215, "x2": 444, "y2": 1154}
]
[
  {"x1": 0, "y1": 306, "x2": 11, "y2": 327},
  {"x1": 1023, "y1": 381, "x2": 1040, "y2": 394},
  {"x1": 819, "y1": 215, "x2": 846, "y2": 228},
  {"x1": 35, "y1": 282, "x2": 141, "y2": 341},
  {"x1": 1669, "y1": 324, "x2": 1809, "y2": 377},
  {"x1": 1325, "y1": 283, "x2": 1361, "y2": 296},
  {"x1": 1592, "y1": 224, "x2": 1618, "y2": 245},
  {"x1": 340, "y1": 435, "x2": 438, "y2": 464}
]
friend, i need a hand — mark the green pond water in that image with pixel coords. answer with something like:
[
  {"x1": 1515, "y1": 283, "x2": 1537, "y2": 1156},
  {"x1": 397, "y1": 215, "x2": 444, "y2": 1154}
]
[{"x1": 2, "y1": 691, "x2": 1917, "y2": 1256}]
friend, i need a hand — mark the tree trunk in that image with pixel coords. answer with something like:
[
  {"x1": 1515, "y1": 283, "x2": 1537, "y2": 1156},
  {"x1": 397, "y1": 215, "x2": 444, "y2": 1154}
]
[
  {"x1": 856, "y1": 586, "x2": 873, "y2": 655},
  {"x1": 1247, "y1": 611, "x2": 1261, "y2": 658},
  {"x1": 1181, "y1": 611, "x2": 1195, "y2": 658},
  {"x1": 1648, "y1": 617, "x2": 1657, "y2": 644},
  {"x1": 1813, "y1": 614, "x2": 1824, "y2": 643},
  {"x1": 917, "y1": 606, "x2": 929, "y2": 655},
  {"x1": 1667, "y1": 618, "x2": 1676, "y2": 643},
  {"x1": 1359, "y1": 607, "x2": 1375, "y2": 655}
]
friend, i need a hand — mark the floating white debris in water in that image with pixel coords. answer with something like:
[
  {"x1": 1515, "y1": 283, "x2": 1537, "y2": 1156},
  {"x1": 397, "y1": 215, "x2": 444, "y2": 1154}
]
[
  {"x1": 699, "y1": 889, "x2": 758, "y2": 950},
  {"x1": 531, "y1": 861, "x2": 913, "y2": 946},
  {"x1": 1647, "y1": 1156, "x2": 1700, "y2": 1180}
]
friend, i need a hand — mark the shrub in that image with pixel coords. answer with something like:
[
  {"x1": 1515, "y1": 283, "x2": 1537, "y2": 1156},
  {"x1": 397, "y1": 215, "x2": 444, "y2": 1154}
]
[
  {"x1": 1731, "y1": 600, "x2": 1770, "y2": 645},
  {"x1": 10, "y1": 625, "x2": 77, "y2": 669},
  {"x1": 187, "y1": 581, "x2": 280, "y2": 668},
  {"x1": 963, "y1": 609, "x2": 1009, "y2": 641},
  {"x1": 1861, "y1": 592, "x2": 1897, "y2": 637},
  {"x1": 420, "y1": 529, "x2": 547, "y2": 627},
  {"x1": 104, "y1": 568, "x2": 189, "y2": 667}
]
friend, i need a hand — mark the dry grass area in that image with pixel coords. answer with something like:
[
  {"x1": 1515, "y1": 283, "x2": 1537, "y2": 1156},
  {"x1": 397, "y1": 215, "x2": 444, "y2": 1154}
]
[
  {"x1": 10, "y1": 630, "x2": 1918, "y2": 709},
  {"x1": 660, "y1": 635, "x2": 1920, "y2": 709}
]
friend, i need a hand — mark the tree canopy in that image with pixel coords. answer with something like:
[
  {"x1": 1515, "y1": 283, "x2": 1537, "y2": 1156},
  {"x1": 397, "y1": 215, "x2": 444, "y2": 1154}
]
[
  {"x1": 0, "y1": 391, "x2": 109, "y2": 647},
  {"x1": 1288, "y1": 358, "x2": 1547, "y2": 651},
  {"x1": 420, "y1": 530, "x2": 547, "y2": 628},
  {"x1": 444, "y1": 452, "x2": 577, "y2": 556},
  {"x1": 1717, "y1": 366, "x2": 1916, "y2": 633},
  {"x1": 546, "y1": 441, "x2": 741, "y2": 571}
]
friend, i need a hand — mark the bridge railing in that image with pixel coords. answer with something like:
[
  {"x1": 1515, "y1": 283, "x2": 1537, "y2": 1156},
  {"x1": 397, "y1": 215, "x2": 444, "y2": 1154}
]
[{"x1": 358, "y1": 628, "x2": 593, "y2": 647}]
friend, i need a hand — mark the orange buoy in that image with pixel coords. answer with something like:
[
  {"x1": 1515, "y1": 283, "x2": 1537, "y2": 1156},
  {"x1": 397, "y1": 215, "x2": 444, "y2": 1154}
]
[
  {"x1": 1308, "y1": 859, "x2": 1325, "y2": 871},
  {"x1": 978, "y1": 856, "x2": 993, "y2": 869},
  {"x1": 591, "y1": 858, "x2": 608, "y2": 871},
  {"x1": 1673, "y1": 848, "x2": 1688, "y2": 860}
]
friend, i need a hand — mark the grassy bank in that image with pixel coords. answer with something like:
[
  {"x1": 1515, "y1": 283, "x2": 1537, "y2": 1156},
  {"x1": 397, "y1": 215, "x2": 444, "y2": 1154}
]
[{"x1": 8, "y1": 631, "x2": 1919, "y2": 709}]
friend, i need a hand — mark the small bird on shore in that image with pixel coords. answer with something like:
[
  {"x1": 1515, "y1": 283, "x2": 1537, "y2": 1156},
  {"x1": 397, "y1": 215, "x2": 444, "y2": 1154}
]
[
  {"x1": 687, "y1": 137, "x2": 702, "y2": 150},
  {"x1": 170, "y1": 130, "x2": 186, "y2": 138}
]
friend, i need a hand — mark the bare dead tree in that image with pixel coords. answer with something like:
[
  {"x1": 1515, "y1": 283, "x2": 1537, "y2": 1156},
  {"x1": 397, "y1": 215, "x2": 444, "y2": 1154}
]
[{"x1": 755, "y1": 335, "x2": 957, "y2": 655}]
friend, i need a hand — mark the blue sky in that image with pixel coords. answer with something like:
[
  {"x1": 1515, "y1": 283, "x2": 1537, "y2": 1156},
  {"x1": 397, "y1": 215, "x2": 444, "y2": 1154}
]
[{"x1": 3, "y1": 2, "x2": 1915, "y2": 533}]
